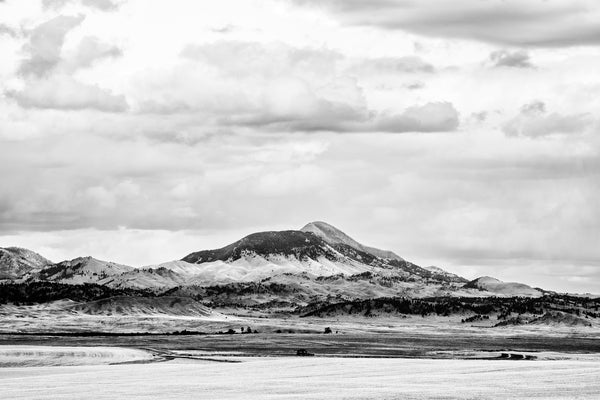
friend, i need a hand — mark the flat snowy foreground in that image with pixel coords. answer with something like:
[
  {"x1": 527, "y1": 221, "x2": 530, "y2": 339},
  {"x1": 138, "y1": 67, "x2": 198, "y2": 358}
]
[{"x1": 1, "y1": 351, "x2": 599, "y2": 399}]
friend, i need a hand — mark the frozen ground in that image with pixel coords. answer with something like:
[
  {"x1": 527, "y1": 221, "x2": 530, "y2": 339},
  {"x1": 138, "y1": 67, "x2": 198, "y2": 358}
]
[
  {"x1": 0, "y1": 345, "x2": 152, "y2": 367},
  {"x1": 1, "y1": 351, "x2": 599, "y2": 399}
]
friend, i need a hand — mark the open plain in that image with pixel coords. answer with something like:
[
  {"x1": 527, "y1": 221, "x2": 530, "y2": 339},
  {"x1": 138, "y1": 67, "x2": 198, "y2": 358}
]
[{"x1": 1, "y1": 348, "x2": 600, "y2": 400}]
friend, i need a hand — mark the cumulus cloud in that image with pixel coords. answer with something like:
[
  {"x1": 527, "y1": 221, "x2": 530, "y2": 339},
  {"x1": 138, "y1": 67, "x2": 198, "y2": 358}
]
[
  {"x1": 81, "y1": 0, "x2": 120, "y2": 11},
  {"x1": 489, "y1": 50, "x2": 533, "y2": 68},
  {"x1": 43, "y1": 0, "x2": 120, "y2": 11},
  {"x1": 68, "y1": 36, "x2": 123, "y2": 69},
  {"x1": 18, "y1": 15, "x2": 85, "y2": 77},
  {"x1": 181, "y1": 40, "x2": 342, "y2": 78},
  {"x1": 7, "y1": 74, "x2": 128, "y2": 112},
  {"x1": 228, "y1": 100, "x2": 459, "y2": 134},
  {"x1": 292, "y1": 0, "x2": 600, "y2": 47},
  {"x1": 404, "y1": 82, "x2": 425, "y2": 90},
  {"x1": 161, "y1": 41, "x2": 455, "y2": 133},
  {"x1": 1, "y1": 1, "x2": 599, "y2": 292},
  {"x1": 10, "y1": 15, "x2": 126, "y2": 112},
  {"x1": 350, "y1": 56, "x2": 435, "y2": 74},
  {"x1": 0, "y1": 24, "x2": 18, "y2": 38},
  {"x1": 502, "y1": 101, "x2": 591, "y2": 137},
  {"x1": 214, "y1": 74, "x2": 458, "y2": 133},
  {"x1": 374, "y1": 102, "x2": 459, "y2": 133}
]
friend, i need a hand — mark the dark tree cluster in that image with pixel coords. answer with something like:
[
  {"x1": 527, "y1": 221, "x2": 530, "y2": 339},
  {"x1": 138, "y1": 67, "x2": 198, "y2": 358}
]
[
  {"x1": 0, "y1": 282, "x2": 153, "y2": 304},
  {"x1": 300, "y1": 295, "x2": 600, "y2": 319}
]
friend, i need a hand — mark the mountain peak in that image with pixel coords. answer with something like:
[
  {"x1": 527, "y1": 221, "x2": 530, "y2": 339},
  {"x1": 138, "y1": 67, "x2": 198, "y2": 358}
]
[
  {"x1": 300, "y1": 221, "x2": 403, "y2": 261},
  {"x1": 181, "y1": 230, "x2": 339, "y2": 264}
]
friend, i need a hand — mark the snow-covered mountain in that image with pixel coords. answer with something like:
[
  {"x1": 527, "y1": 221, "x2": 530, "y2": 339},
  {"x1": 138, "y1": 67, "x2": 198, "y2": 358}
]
[
  {"x1": 300, "y1": 221, "x2": 404, "y2": 261},
  {"x1": 178, "y1": 225, "x2": 463, "y2": 285},
  {"x1": 0, "y1": 247, "x2": 52, "y2": 280},
  {"x1": 1, "y1": 222, "x2": 548, "y2": 309}
]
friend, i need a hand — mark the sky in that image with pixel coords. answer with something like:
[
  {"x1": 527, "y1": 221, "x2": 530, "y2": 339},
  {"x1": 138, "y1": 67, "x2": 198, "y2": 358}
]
[{"x1": 0, "y1": 0, "x2": 599, "y2": 293}]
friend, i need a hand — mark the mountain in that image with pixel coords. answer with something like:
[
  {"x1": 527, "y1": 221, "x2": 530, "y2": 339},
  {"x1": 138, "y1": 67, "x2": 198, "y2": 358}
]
[
  {"x1": 159, "y1": 222, "x2": 474, "y2": 308},
  {"x1": 35, "y1": 256, "x2": 134, "y2": 285},
  {"x1": 300, "y1": 221, "x2": 403, "y2": 261},
  {"x1": 179, "y1": 226, "x2": 463, "y2": 285},
  {"x1": 463, "y1": 276, "x2": 542, "y2": 297},
  {"x1": 2, "y1": 222, "x2": 549, "y2": 312},
  {"x1": 0, "y1": 247, "x2": 52, "y2": 280},
  {"x1": 182, "y1": 230, "x2": 341, "y2": 264},
  {"x1": 424, "y1": 266, "x2": 465, "y2": 282}
]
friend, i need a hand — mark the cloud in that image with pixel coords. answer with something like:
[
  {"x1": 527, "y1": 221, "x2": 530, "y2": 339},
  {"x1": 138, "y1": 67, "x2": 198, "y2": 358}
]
[
  {"x1": 291, "y1": 0, "x2": 600, "y2": 47},
  {"x1": 404, "y1": 82, "x2": 425, "y2": 90},
  {"x1": 228, "y1": 96, "x2": 459, "y2": 134},
  {"x1": 68, "y1": 36, "x2": 123, "y2": 69},
  {"x1": 18, "y1": 16, "x2": 122, "y2": 75},
  {"x1": 350, "y1": 56, "x2": 435, "y2": 74},
  {"x1": 0, "y1": 0, "x2": 599, "y2": 294},
  {"x1": 43, "y1": 0, "x2": 120, "y2": 11},
  {"x1": 211, "y1": 73, "x2": 458, "y2": 133},
  {"x1": 7, "y1": 74, "x2": 128, "y2": 112},
  {"x1": 374, "y1": 102, "x2": 459, "y2": 133},
  {"x1": 11, "y1": 16, "x2": 126, "y2": 112},
  {"x1": 19, "y1": 15, "x2": 85, "y2": 77},
  {"x1": 166, "y1": 41, "x2": 455, "y2": 133},
  {"x1": 502, "y1": 101, "x2": 592, "y2": 137},
  {"x1": 489, "y1": 50, "x2": 533, "y2": 68},
  {"x1": 81, "y1": 0, "x2": 120, "y2": 11},
  {"x1": 0, "y1": 24, "x2": 18, "y2": 38},
  {"x1": 181, "y1": 40, "x2": 342, "y2": 78}
]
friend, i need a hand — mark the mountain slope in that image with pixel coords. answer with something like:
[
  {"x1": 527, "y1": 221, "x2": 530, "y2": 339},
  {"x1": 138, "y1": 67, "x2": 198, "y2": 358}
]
[
  {"x1": 0, "y1": 247, "x2": 52, "y2": 280},
  {"x1": 67, "y1": 296, "x2": 218, "y2": 317},
  {"x1": 98, "y1": 267, "x2": 188, "y2": 290},
  {"x1": 35, "y1": 257, "x2": 134, "y2": 285},
  {"x1": 176, "y1": 223, "x2": 470, "y2": 295},
  {"x1": 3, "y1": 222, "x2": 548, "y2": 311},
  {"x1": 301, "y1": 221, "x2": 403, "y2": 261},
  {"x1": 182, "y1": 230, "x2": 342, "y2": 264}
]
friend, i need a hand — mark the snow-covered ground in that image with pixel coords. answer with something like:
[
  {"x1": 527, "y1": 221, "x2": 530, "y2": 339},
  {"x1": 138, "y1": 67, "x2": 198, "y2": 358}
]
[
  {"x1": 0, "y1": 346, "x2": 152, "y2": 367},
  {"x1": 1, "y1": 353, "x2": 599, "y2": 399}
]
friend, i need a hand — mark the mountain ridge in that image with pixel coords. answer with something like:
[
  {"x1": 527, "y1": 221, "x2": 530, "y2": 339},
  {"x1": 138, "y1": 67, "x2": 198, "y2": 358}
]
[
  {"x1": 1, "y1": 221, "x2": 549, "y2": 308},
  {"x1": 300, "y1": 221, "x2": 404, "y2": 261}
]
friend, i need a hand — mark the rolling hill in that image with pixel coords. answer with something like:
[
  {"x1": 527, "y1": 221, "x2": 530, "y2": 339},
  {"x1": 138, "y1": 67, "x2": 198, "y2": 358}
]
[
  {"x1": 463, "y1": 276, "x2": 542, "y2": 297},
  {"x1": 0, "y1": 247, "x2": 52, "y2": 281}
]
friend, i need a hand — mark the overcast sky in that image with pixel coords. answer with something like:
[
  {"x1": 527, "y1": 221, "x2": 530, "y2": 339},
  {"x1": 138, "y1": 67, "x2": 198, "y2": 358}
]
[{"x1": 1, "y1": 0, "x2": 599, "y2": 293}]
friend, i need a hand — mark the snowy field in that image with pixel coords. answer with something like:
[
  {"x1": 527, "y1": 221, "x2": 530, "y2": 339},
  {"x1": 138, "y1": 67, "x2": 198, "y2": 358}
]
[
  {"x1": 1, "y1": 347, "x2": 600, "y2": 399},
  {"x1": 0, "y1": 345, "x2": 152, "y2": 367}
]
